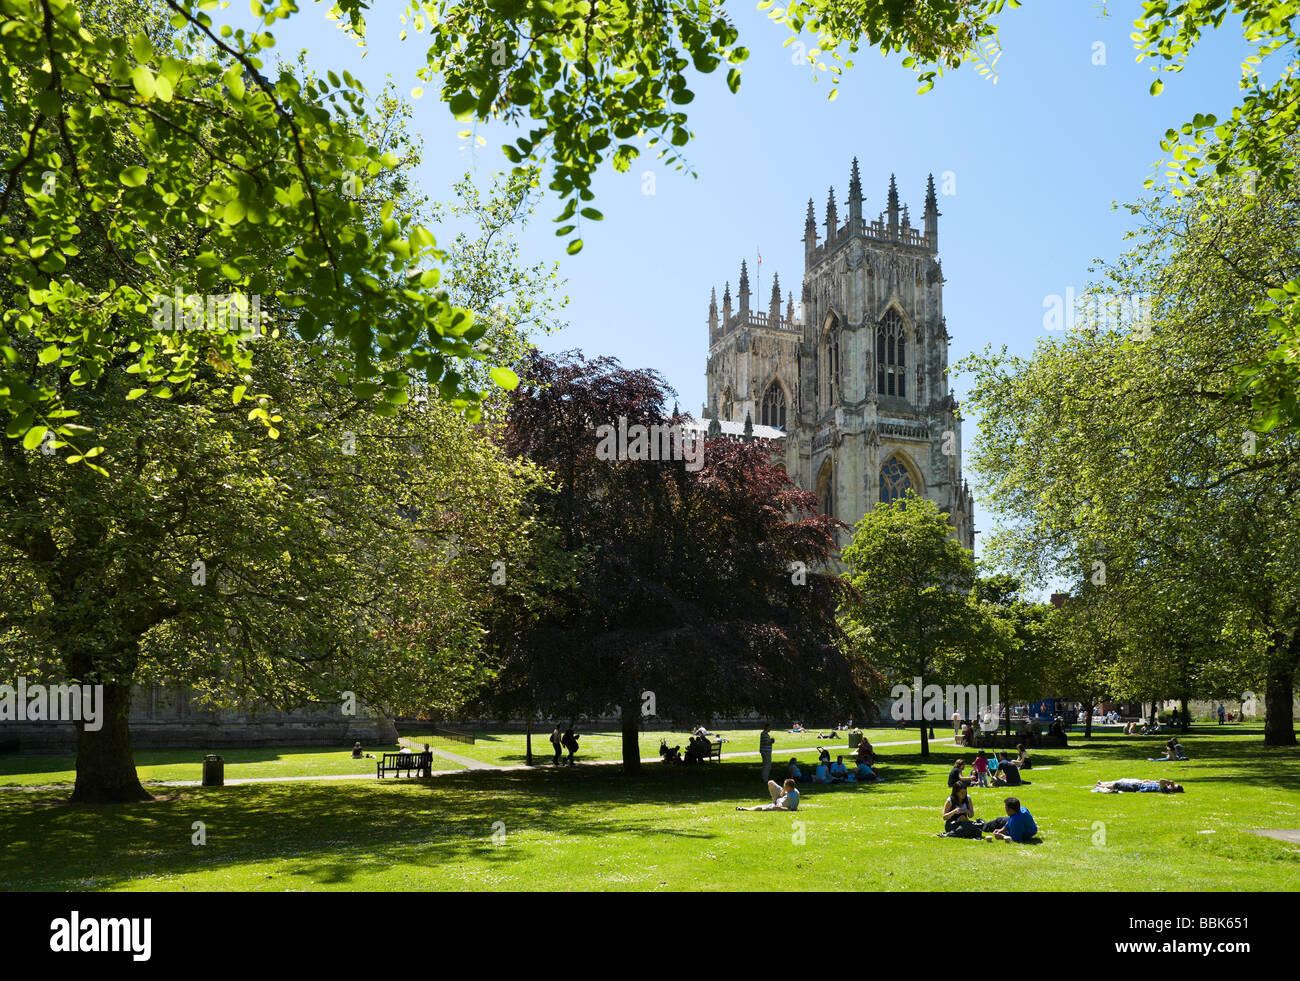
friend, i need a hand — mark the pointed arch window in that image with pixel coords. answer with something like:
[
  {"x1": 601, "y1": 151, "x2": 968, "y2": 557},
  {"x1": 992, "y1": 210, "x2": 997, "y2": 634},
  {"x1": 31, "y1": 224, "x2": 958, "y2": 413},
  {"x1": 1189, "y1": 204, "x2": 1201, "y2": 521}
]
[
  {"x1": 816, "y1": 460, "x2": 834, "y2": 517},
  {"x1": 876, "y1": 309, "x2": 907, "y2": 399},
  {"x1": 761, "y1": 381, "x2": 787, "y2": 430},
  {"x1": 879, "y1": 454, "x2": 913, "y2": 504}
]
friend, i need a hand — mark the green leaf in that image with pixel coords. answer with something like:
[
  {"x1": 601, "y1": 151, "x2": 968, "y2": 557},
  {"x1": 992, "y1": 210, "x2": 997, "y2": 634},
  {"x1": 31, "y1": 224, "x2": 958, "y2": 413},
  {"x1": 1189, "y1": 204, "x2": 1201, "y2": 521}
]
[
  {"x1": 132, "y1": 65, "x2": 157, "y2": 100},
  {"x1": 490, "y1": 366, "x2": 520, "y2": 390},
  {"x1": 22, "y1": 426, "x2": 47, "y2": 450},
  {"x1": 38, "y1": 344, "x2": 61, "y2": 364},
  {"x1": 119, "y1": 166, "x2": 148, "y2": 187}
]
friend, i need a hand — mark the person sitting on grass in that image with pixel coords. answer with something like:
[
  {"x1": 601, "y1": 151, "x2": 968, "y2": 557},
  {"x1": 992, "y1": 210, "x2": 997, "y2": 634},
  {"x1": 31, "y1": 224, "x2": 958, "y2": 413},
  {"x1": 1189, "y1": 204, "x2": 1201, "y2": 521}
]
[
  {"x1": 939, "y1": 780, "x2": 983, "y2": 837},
  {"x1": 818, "y1": 747, "x2": 832, "y2": 765},
  {"x1": 786, "y1": 758, "x2": 803, "y2": 782},
  {"x1": 947, "y1": 758, "x2": 967, "y2": 788},
  {"x1": 992, "y1": 752, "x2": 1029, "y2": 786},
  {"x1": 738, "y1": 778, "x2": 800, "y2": 811},
  {"x1": 855, "y1": 739, "x2": 875, "y2": 766},
  {"x1": 984, "y1": 797, "x2": 1037, "y2": 842},
  {"x1": 351, "y1": 741, "x2": 369, "y2": 759},
  {"x1": 790, "y1": 722, "x2": 805, "y2": 733},
  {"x1": 1093, "y1": 778, "x2": 1184, "y2": 794},
  {"x1": 1015, "y1": 743, "x2": 1031, "y2": 769},
  {"x1": 852, "y1": 762, "x2": 878, "y2": 783},
  {"x1": 812, "y1": 758, "x2": 833, "y2": 784},
  {"x1": 830, "y1": 756, "x2": 849, "y2": 782},
  {"x1": 1147, "y1": 738, "x2": 1182, "y2": 762},
  {"x1": 972, "y1": 751, "x2": 991, "y2": 788}
]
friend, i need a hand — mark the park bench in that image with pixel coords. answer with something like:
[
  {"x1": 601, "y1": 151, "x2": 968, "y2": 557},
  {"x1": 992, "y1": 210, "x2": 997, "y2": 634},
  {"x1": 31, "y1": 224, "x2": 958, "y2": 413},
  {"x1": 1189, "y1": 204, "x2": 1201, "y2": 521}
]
[{"x1": 377, "y1": 751, "x2": 432, "y2": 779}]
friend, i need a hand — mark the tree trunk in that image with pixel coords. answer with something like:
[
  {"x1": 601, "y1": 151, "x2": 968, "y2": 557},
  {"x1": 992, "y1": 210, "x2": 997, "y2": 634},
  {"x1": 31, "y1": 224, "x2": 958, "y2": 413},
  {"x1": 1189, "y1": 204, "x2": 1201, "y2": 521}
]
[
  {"x1": 1179, "y1": 694, "x2": 1190, "y2": 733},
  {"x1": 525, "y1": 715, "x2": 533, "y2": 766},
  {"x1": 1084, "y1": 701, "x2": 1093, "y2": 739},
  {"x1": 1264, "y1": 641, "x2": 1297, "y2": 747},
  {"x1": 70, "y1": 683, "x2": 152, "y2": 803},
  {"x1": 620, "y1": 700, "x2": 641, "y2": 774}
]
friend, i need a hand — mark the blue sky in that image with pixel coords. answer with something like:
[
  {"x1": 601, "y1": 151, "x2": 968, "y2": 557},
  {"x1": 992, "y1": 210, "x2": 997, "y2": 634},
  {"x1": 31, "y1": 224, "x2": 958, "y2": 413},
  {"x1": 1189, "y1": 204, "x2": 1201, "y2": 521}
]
[{"x1": 242, "y1": 1, "x2": 1254, "y2": 550}]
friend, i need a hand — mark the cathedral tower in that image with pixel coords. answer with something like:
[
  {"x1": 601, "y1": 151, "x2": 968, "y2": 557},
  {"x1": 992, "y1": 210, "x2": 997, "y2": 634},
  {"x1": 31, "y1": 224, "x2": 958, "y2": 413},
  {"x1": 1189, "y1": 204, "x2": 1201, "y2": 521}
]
[{"x1": 703, "y1": 164, "x2": 975, "y2": 549}]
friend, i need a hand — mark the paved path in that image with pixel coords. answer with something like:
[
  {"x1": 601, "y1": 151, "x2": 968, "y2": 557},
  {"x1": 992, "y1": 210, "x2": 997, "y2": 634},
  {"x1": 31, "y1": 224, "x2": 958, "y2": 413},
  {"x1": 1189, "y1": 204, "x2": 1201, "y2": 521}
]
[{"x1": 0, "y1": 733, "x2": 959, "y2": 791}]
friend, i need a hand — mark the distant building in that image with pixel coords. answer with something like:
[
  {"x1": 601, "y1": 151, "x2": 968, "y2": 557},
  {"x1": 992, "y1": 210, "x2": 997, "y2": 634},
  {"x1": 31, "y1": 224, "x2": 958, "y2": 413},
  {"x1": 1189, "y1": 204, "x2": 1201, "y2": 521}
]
[{"x1": 701, "y1": 162, "x2": 974, "y2": 547}]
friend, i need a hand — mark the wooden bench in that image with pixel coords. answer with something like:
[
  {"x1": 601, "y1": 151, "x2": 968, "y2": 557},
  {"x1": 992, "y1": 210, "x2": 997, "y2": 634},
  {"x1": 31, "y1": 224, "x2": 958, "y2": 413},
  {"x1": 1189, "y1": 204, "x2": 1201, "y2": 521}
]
[{"x1": 377, "y1": 751, "x2": 432, "y2": 779}]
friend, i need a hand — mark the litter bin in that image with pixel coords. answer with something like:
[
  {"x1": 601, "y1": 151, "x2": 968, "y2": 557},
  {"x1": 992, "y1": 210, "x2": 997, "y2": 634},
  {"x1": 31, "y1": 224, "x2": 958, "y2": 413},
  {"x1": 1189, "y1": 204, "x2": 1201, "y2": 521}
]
[
  {"x1": 848, "y1": 731, "x2": 862, "y2": 749},
  {"x1": 202, "y1": 754, "x2": 224, "y2": 787}
]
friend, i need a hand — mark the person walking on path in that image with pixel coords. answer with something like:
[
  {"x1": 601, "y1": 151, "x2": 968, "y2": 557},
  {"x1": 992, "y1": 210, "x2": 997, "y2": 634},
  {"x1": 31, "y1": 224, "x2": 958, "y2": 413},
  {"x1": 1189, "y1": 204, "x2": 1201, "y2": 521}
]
[
  {"x1": 562, "y1": 725, "x2": 580, "y2": 765},
  {"x1": 759, "y1": 724, "x2": 775, "y2": 783},
  {"x1": 952, "y1": 708, "x2": 962, "y2": 736},
  {"x1": 550, "y1": 723, "x2": 563, "y2": 765}
]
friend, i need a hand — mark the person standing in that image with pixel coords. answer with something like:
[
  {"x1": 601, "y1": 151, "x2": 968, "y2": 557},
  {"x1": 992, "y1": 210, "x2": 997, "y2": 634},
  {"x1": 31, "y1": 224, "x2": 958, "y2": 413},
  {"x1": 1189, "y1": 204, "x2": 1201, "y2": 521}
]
[
  {"x1": 952, "y1": 708, "x2": 962, "y2": 736},
  {"x1": 1218, "y1": 703, "x2": 1226, "y2": 725},
  {"x1": 550, "y1": 723, "x2": 563, "y2": 765},
  {"x1": 562, "y1": 725, "x2": 580, "y2": 765},
  {"x1": 759, "y1": 724, "x2": 775, "y2": 784}
]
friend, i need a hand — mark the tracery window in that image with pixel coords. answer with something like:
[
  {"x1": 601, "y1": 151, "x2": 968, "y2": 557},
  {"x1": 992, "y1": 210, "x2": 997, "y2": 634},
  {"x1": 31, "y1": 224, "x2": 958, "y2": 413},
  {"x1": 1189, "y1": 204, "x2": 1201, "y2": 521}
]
[
  {"x1": 876, "y1": 309, "x2": 906, "y2": 398},
  {"x1": 761, "y1": 382, "x2": 787, "y2": 430},
  {"x1": 879, "y1": 454, "x2": 913, "y2": 504}
]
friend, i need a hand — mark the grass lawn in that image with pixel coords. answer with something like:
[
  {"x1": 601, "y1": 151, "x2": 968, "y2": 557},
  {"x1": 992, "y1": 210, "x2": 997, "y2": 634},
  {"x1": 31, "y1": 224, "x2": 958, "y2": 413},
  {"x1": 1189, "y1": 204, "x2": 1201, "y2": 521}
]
[
  {"x1": 0, "y1": 724, "x2": 1296, "y2": 891},
  {"x1": 0, "y1": 745, "x2": 466, "y2": 788}
]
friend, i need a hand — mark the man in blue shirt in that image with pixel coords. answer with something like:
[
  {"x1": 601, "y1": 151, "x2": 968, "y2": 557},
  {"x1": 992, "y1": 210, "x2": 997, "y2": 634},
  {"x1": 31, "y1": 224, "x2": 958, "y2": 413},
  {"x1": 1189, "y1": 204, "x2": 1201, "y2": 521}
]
[{"x1": 985, "y1": 797, "x2": 1037, "y2": 842}]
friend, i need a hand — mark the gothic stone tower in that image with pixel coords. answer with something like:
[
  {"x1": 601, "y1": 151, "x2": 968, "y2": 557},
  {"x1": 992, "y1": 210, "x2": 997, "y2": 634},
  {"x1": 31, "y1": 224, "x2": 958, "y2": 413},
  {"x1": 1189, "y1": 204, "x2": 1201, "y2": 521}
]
[{"x1": 703, "y1": 161, "x2": 976, "y2": 548}]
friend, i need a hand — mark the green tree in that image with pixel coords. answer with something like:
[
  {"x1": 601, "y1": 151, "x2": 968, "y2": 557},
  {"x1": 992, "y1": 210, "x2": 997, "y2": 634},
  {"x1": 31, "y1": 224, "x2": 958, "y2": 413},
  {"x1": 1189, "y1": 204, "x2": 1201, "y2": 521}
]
[
  {"x1": 961, "y1": 174, "x2": 1300, "y2": 746},
  {"x1": 840, "y1": 494, "x2": 979, "y2": 757}
]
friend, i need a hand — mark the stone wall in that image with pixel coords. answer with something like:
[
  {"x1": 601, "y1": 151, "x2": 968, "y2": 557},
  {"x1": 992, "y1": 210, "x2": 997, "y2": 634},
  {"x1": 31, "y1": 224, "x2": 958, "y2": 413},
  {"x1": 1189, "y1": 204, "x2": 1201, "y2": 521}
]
[{"x1": 0, "y1": 685, "x2": 397, "y2": 752}]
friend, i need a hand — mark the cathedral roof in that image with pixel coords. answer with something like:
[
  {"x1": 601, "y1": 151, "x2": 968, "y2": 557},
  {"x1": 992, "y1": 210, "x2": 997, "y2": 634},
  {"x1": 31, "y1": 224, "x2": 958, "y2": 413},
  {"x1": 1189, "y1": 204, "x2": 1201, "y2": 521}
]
[{"x1": 683, "y1": 418, "x2": 786, "y2": 441}]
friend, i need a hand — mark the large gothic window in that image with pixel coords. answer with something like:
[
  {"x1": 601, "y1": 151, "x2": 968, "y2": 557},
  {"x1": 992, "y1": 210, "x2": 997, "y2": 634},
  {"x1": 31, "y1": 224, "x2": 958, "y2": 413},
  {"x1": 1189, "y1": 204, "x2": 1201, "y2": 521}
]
[
  {"x1": 879, "y1": 454, "x2": 913, "y2": 504},
  {"x1": 761, "y1": 381, "x2": 787, "y2": 430},
  {"x1": 822, "y1": 314, "x2": 841, "y2": 413},
  {"x1": 876, "y1": 309, "x2": 907, "y2": 399}
]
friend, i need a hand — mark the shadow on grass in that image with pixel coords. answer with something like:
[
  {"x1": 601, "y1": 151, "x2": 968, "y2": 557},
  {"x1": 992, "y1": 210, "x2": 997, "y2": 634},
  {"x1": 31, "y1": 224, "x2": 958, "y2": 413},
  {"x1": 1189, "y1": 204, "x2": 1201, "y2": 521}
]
[{"x1": 0, "y1": 762, "x2": 802, "y2": 889}]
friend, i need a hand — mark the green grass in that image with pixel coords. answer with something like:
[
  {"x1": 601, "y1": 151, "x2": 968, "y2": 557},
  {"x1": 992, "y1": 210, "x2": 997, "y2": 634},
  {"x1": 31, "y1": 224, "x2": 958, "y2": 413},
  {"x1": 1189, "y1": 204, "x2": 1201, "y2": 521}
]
[
  {"x1": 0, "y1": 745, "x2": 466, "y2": 787},
  {"x1": 0, "y1": 725, "x2": 1295, "y2": 891}
]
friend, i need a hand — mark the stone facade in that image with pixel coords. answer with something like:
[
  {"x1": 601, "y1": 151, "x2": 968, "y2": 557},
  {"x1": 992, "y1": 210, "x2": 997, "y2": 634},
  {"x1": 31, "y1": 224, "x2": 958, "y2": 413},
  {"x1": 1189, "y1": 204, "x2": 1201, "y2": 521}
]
[
  {"x1": 702, "y1": 162, "x2": 975, "y2": 548},
  {"x1": 0, "y1": 685, "x2": 397, "y2": 752}
]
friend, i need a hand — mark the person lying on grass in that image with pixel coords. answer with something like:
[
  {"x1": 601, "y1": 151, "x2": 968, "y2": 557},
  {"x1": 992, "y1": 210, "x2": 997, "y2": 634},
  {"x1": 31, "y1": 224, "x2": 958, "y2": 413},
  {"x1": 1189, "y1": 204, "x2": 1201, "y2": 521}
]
[
  {"x1": 738, "y1": 779, "x2": 800, "y2": 811},
  {"x1": 983, "y1": 797, "x2": 1038, "y2": 842},
  {"x1": 1092, "y1": 779, "x2": 1184, "y2": 794}
]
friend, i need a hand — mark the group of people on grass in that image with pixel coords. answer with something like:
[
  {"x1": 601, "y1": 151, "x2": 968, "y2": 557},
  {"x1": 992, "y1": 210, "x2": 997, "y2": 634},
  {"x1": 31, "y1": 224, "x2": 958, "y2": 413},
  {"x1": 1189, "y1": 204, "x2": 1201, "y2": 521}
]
[
  {"x1": 948, "y1": 747, "x2": 1031, "y2": 789},
  {"x1": 941, "y1": 782, "x2": 1038, "y2": 841}
]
